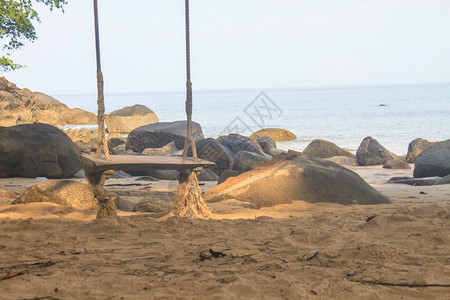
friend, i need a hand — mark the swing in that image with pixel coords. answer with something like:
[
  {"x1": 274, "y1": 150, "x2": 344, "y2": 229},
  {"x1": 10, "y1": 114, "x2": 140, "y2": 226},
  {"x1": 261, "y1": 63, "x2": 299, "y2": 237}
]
[{"x1": 82, "y1": 0, "x2": 214, "y2": 219}]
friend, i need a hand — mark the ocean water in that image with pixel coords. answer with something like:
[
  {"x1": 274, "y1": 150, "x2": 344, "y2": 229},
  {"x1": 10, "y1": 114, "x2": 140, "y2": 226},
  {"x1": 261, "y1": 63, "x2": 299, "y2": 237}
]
[{"x1": 55, "y1": 83, "x2": 450, "y2": 155}]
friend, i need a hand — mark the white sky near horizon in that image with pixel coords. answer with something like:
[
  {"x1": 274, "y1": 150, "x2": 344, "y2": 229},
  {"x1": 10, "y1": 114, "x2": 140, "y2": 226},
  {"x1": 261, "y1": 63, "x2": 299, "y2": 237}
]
[{"x1": 3, "y1": 0, "x2": 450, "y2": 95}]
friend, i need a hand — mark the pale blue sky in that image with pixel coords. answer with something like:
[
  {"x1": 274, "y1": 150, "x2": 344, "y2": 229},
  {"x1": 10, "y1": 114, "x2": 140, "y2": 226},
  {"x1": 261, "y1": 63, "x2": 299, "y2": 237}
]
[{"x1": 4, "y1": 0, "x2": 450, "y2": 95}]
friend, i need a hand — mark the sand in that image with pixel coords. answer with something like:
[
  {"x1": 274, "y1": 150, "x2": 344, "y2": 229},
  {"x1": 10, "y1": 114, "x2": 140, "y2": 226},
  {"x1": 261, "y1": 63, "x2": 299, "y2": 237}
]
[{"x1": 0, "y1": 166, "x2": 449, "y2": 299}]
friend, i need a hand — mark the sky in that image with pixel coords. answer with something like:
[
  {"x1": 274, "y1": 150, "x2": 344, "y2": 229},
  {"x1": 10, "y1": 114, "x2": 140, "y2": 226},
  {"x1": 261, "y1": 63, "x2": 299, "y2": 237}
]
[{"x1": 3, "y1": 0, "x2": 450, "y2": 95}]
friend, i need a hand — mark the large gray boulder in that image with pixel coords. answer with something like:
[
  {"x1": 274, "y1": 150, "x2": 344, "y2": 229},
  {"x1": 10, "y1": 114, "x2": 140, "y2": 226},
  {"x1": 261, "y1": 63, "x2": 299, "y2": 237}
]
[
  {"x1": 12, "y1": 180, "x2": 97, "y2": 210},
  {"x1": 0, "y1": 123, "x2": 81, "y2": 178},
  {"x1": 406, "y1": 138, "x2": 437, "y2": 163},
  {"x1": 126, "y1": 120, "x2": 204, "y2": 152},
  {"x1": 233, "y1": 151, "x2": 271, "y2": 172},
  {"x1": 205, "y1": 153, "x2": 391, "y2": 207},
  {"x1": 303, "y1": 139, "x2": 355, "y2": 159},
  {"x1": 188, "y1": 138, "x2": 234, "y2": 175},
  {"x1": 356, "y1": 137, "x2": 395, "y2": 166},
  {"x1": 414, "y1": 140, "x2": 450, "y2": 178},
  {"x1": 217, "y1": 134, "x2": 265, "y2": 156},
  {"x1": 255, "y1": 136, "x2": 277, "y2": 154}
]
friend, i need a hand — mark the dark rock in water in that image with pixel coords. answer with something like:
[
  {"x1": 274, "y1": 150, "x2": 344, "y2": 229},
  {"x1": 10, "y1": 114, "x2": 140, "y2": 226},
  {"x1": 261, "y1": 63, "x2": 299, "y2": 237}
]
[
  {"x1": 356, "y1": 137, "x2": 396, "y2": 166},
  {"x1": 383, "y1": 158, "x2": 411, "y2": 170},
  {"x1": 406, "y1": 138, "x2": 437, "y2": 163},
  {"x1": 303, "y1": 139, "x2": 355, "y2": 159},
  {"x1": 12, "y1": 180, "x2": 97, "y2": 210},
  {"x1": 414, "y1": 140, "x2": 450, "y2": 178},
  {"x1": 233, "y1": 151, "x2": 272, "y2": 172},
  {"x1": 126, "y1": 120, "x2": 204, "y2": 152},
  {"x1": 218, "y1": 170, "x2": 243, "y2": 184},
  {"x1": 0, "y1": 123, "x2": 81, "y2": 178},
  {"x1": 205, "y1": 153, "x2": 391, "y2": 207},
  {"x1": 255, "y1": 136, "x2": 277, "y2": 154},
  {"x1": 217, "y1": 134, "x2": 265, "y2": 156},
  {"x1": 187, "y1": 138, "x2": 234, "y2": 175},
  {"x1": 327, "y1": 156, "x2": 358, "y2": 166},
  {"x1": 387, "y1": 176, "x2": 442, "y2": 186}
]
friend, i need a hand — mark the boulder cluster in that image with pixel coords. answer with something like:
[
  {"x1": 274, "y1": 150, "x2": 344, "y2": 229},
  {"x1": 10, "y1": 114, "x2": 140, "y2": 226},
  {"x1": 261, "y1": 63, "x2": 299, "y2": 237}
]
[
  {"x1": 0, "y1": 78, "x2": 448, "y2": 210},
  {"x1": 0, "y1": 77, "x2": 96, "y2": 126}
]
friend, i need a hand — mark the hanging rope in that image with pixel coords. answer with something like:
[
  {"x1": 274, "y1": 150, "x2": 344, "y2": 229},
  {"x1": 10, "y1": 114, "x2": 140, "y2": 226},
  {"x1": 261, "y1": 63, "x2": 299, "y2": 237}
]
[
  {"x1": 175, "y1": 0, "x2": 212, "y2": 219},
  {"x1": 93, "y1": 0, "x2": 110, "y2": 160},
  {"x1": 182, "y1": 0, "x2": 198, "y2": 162}
]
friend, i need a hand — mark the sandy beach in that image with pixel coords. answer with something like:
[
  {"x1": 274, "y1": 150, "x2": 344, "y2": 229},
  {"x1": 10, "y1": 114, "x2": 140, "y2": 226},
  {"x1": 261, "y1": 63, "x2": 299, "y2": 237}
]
[{"x1": 0, "y1": 165, "x2": 449, "y2": 299}]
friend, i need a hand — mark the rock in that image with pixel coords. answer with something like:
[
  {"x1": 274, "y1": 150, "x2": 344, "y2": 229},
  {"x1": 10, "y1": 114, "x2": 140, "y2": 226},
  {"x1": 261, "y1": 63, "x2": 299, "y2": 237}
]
[
  {"x1": 387, "y1": 177, "x2": 442, "y2": 186},
  {"x1": 142, "y1": 141, "x2": 177, "y2": 156},
  {"x1": 60, "y1": 108, "x2": 97, "y2": 125},
  {"x1": 255, "y1": 136, "x2": 277, "y2": 154},
  {"x1": 406, "y1": 138, "x2": 438, "y2": 163},
  {"x1": 326, "y1": 156, "x2": 358, "y2": 166},
  {"x1": 106, "y1": 104, "x2": 159, "y2": 134},
  {"x1": 12, "y1": 180, "x2": 97, "y2": 210},
  {"x1": 187, "y1": 138, "x2": 234, "y2": 175},
  {"x1": 233, "y1": 151, "x2": 272, "y2": 172},
  {"x1": 35, "y1": 110, "x2": 65, "y2": 125},
  {"x1": 0, "y1": 188, "x2": 16, "y2": 199},
  {"x1": 197, "y1": 169, "x2": 220, "y2": 181},
  {"x1": 0, "y1": 124, "x2": 82, "y2": 178},
  {"x1": 205, "y1": 153, "x2": 391, "y2": 208},
  {"x1": 108, "y1": 138, "x2": 127, "y2": 155},
  {"x1": 356, "y1": 137, "x2": 396, "y2": 166},
  {"x1": 436, "y1": 175, "x2": 450, "y2": 185},
  {"x1": 0, "y1": 77, "x2": 8, "y2": 90},
  {"x1": 64, "y1": 128, "x2": 98, "y2": 153},
  {"x1": 114, "y1": 196, "x2": 137, "y2": 212},
  {"x1": 383, "y1": 158, "x2": 411, "y2": 169},
  {"x1": 126, "y1": 120, "x2": 204, "y2": 152},
  {"x1": 217, "y1": 134, "x2": 265, "y2": 156},
  {"x1": 108, "y1": 137, "x2": 126, "y2": 150},
  {"x1": 218, "y1": 170, "x2": 243, "y2": 184},
  {"x1": 303, "y1": 139, "x2": 356, "y2": 159},
  {"x1": 112, "y1": 144, "x2": 127, "y2": 155},
  {"x1": 268, "y1": 148, "x2": 287, "y2": 156},
  {"x1": 250, "y1": 128, "x2": 296, "y2": 142},
  {"x1": 0, "y1": 78, "x2": 95, "y2": 126},
  {"x1": 414, "y1": 140, "x2": 450, "y2": 178},
  {"x1": 30, "y1": 92, "x2": 68, "y2": 111}
]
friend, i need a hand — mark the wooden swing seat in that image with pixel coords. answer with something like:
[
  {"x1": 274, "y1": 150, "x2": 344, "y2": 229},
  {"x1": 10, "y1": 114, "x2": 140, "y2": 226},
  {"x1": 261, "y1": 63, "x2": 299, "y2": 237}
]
[
  {"x1": 81, "y1": 153, "x2": 215, "y2": 174},
  {"x1": 81, "y1": 153, "x2": 215, "y2": 218}
]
